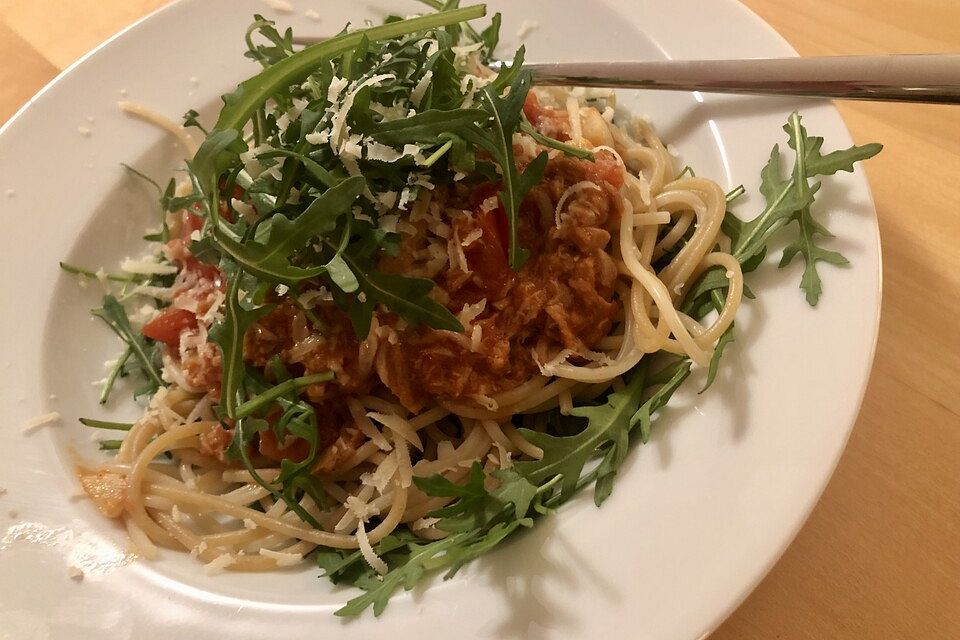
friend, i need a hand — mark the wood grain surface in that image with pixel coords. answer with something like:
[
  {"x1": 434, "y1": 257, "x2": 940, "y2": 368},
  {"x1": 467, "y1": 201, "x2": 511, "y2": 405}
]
[{"x1": 1, "y1": 1, "x2": 956, "y2": 637}]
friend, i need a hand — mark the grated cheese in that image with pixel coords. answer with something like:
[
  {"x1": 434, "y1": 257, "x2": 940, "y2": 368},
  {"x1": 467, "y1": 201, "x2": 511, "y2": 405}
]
[
  {"x1": 243, "y1": 518, "x2": 258, "y2": 530},
  {"x1": 348, "y1": 398, "x2": 392, "y2": 450},
  {"x1": 365, "y1": 141, "x2": 402, "y2": 163},
  {"x1": 412, "y1": 517, "x2": 440, "y2": 531},
  {"x1": 470, "y1": 325, "x2": 483, "y2": 352},
  {"x1": 536, "y1": 349, "x2": 575, "y2": 376},
  {"x1": 367, "y1": 412, "x2": 423, "y2": 451},
  {"x1": 297, "y1": 287, "x2": 332, "y2": 309},
  {"x1": 67, "y1": 565, "x2": 85, "y2": 582},
  {"x1": 377, "y1": 214, "x2": 399, "y2": 233},
  {"x1": 204, "y1": 553, "x2": 236, "y2": 575},
  {"x1": 360, "y1": 454, "x2": 399, "y2": 492},
  {"x1": 20, "y1": 411, "x2": 61, "y2": 433},
  {"x1": 356, "y1": 520, "x2": 388, "y2": 575},
  {"x1": 329, "y1": 74, "x2": 395, "y2": 153},
  {"x1": 457, "y1": 298, "x2": 487, "y2": 325},
  {"x1": 450, "y1": 228, "x2": 469, "y2": 273},
  {"x1": 479, "y1": 196, "x2": 498, "y2": 213},
  {"x1": 471, "y1": 395, "x2": 499, "y2": 411},
  {"x1": 305, "y1": 130, "x2": 330, "y2": 145},
  {"x1": 461, "y1": 228, "x2": 483, "y2": 246},
  {"x1": 120, "y1": 257, "x2": 178, "y2": 275},
  {"x1": 259, "y1": 548, "x2": 302, "y2": 567},
  {"x1": 554, "y1": 181, "x2": 602, "y2": 227},
  {"x1": 231, "y1": 198, "x2": 257, "y2": 222},
  {"x1": 410, "y1": 71, "x2": 433, "y2": 108},
  {"x1": 263, "y1": 0, "x2": 294, "y2": 13},
  {"x1": 516, "y1": 19, "x2": 540, "y2": 39}
]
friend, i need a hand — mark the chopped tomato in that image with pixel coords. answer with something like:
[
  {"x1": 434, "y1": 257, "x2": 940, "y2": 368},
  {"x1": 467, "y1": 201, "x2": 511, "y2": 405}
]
[
  {"x1": 258, "y1": 430, "x2": 310, "y2": 463},
  {"x1": 141, "y1": 308, "x2": 198, "y2": 347},
  {"x1": 522, "y1": 92, "x2": 570, "y2": 141},
  {"x1": 186, "y1": 258, "x2": 225, "y2": 290},
  {"x1": 583, "y1": 150, "x2": 624, "y2": 188},
  {"x1": 457, "y1": 202, "x2": 513, "y2": 297},
  {"x1": 181, "y1": 209, "x2": 204, "y2": 241},
  {"x1": 469, "y1": 183, "x2": 509, "y2": 257}
]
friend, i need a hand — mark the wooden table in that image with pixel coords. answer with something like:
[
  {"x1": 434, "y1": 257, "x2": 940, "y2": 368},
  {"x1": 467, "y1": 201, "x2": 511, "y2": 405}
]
[{"x1": 1, "y1": 1, "x2": 957, "y2": 637}]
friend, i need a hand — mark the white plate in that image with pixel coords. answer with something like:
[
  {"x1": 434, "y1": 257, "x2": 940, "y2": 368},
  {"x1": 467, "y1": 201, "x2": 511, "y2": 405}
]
[{"x1": 0, "y1": 1, "x2": 880, "y2": 638}]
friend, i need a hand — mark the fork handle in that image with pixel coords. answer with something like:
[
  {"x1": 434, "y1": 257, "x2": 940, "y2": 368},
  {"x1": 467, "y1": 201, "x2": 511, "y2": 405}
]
[{"x1": 514, "y1": 54, "x2": 960, "y2": 104}]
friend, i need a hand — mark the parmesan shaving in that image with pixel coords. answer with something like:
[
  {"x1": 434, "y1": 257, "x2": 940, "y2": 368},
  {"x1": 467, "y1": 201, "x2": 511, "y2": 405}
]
[
  {"x1": 450, "y1": 228, "x2": 468, "y2": 272},
  {"x1": 470, "y1": 325, "x2": 483, "y2": 352},
  {"x1": 412, "y1": 517, "x2": 440, "y2": 531},
  {"x1": 356, "y1": 520, "x2": 388, "y2": 575},
  {"x1": 461, "y1": 228, "x2": 483, "y2": 246},
  {"x1": 516, "y1": 19, "x2": 540, "y2": 39},
  {"x1": 120, "y1": 258, "x2": 178, "y2": 275},
  {"x1": 360, "y1": 454, "x2": 399, "y2": 492},
  {"x1": 348, "y1": 399, "x2": 392, "y2": 451},
  {"x1": 20, "y1": 411, "x2": 61, "y2": 433},
  {"x1": 259, "y1": 548, "x2": 302, "y2": 567},
  {"x1": 410, "y1": 70, "x2": 433, "y2": 108},
  {"x1": 554, "y1": 181, "x2": 602, "y2": 227},
  {"x1": 471, "y1": 395, "x2": 499, "y2": 412},
  {"x1": 536, "y1": 349, "x2": 575, "y2": 376},
  {"x1": 133, "y1": 284, "x2": 173, "y2": 302},
  {"x1": 204, "y1": 553, "x2": 236, "y2": 575},
  {"x1": 367, "y1": 412, "x2": 423, "y2": 451},
  {"x1": 263, "y1": 0, "x2": 294, "y2": 13},
  {"x1": 231, "y1": 198, "x2": 257, "y2": 222},
  {"x1": 457, "y1": 299, "x2": 487, "y2": 325}
]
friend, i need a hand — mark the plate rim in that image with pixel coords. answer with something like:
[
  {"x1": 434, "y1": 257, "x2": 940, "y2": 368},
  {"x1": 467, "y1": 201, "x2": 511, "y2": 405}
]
[{"x1": 0, "y1": 1, "x2": 883, "y2": 637}]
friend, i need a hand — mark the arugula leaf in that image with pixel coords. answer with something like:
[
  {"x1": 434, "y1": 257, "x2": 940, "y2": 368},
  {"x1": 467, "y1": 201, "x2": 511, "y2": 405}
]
[
  {"x1": 462, "y1": 57, "x2": 547, "y2": 268},
  {"x1": 514, "y1": 366, "x2": 648, "y2": 500},
  {"x1": 60, "y1": 262, "x2": 139, "y2": 283},
  {"x1": 227, "y1": 415, "x2": 326, "y2": 530},
  {"x1": 368, "y1": 109, "x2": 489, "y2": 145},
  {"x1": 334, "y1": 533, "x2": 470, "y2": 617},
  {"x1": 343, "y1": 253, "x2": 464, "y2": 335},
  {"x1": 208, "y1": 261, "x2": 272, "y2": 419},
  {"x1": 79, "y1": 418, "x2": 133, "y2": 430},
  {"x1": 630, "y1": 360, "x2": 692, "y2": 444},
  {"x1": 519, "y1": 120, "x2": 594, "y2": 160},
  {"x1": 91, "y1": 295, "x2": 163, "y2": 391},
  {"x1": 730, "y1": 144, "x2": 816, "y2": 264},
  {"x1": 731, "y1": 112, "x2": 881, "y2": 304},
  {"x1": 210, "y1": 6, "x2": 487, "y2": 135},
  {"x1": 778, "y1": 113, "x2": 878, "y2": 305},
  {"x1": 234, "y1": 372, "x2": 333, "y2": 418},
  {"x1": 212, "y1": 176, "x2": 365, "y2": 284},
  {"x1": 479, "y1": 12, "x2": 501, "y2": 56}
]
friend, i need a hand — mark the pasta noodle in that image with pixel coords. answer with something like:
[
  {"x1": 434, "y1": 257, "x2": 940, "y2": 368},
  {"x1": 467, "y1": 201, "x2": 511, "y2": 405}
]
[{"x1": 78, "y1": 88, "x2": 741, "y2": 575}]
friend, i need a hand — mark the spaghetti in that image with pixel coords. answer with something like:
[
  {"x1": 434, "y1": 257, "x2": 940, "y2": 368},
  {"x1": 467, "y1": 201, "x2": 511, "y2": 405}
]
[{"x1": 79, "y1": 86, "x2": 741, "y2": 573}]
